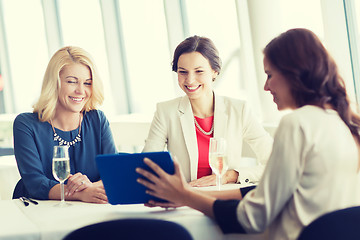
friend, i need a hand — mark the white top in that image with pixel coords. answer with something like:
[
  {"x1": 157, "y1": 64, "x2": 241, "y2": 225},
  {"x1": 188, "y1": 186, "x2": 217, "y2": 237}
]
[
  {"x1": 237, "y1": 105, "x2": 360, "y2": 240},
  {"x1": 143, "y1": 94, "x2": 273, "y2": 183}
]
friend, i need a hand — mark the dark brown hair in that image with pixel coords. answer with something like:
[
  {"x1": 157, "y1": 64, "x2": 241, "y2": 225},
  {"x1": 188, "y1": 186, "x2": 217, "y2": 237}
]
[
  {"x1": 172, "y1": 35, "x2": 221, "y2": 75},
  {"x1": 264, "y1": 28, "x2": 360, "y2": 141}
]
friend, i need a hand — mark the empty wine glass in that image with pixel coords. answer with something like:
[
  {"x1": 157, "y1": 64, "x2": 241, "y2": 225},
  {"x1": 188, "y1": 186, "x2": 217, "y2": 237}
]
[
  {"x1": 209, "y1": 138, "x2": 228, "y2": 190},
  {"x1": 52, "y1": 145, "x2": 71, "y2": 207}
]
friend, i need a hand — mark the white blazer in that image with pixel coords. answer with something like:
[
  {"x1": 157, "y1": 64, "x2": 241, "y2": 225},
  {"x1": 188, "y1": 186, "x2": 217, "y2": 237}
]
[{"x1": 143, "y1": 94, "x2": 273, "y2": 183}]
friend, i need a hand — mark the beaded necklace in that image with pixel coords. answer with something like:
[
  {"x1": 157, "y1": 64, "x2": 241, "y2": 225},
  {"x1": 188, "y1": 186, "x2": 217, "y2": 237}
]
[
  {"x1": 194, "y1": 116, "x2": 214, "y2": 135},
  {"x1": 51, "y1": 114, "x2": 82, "y2": 147}
]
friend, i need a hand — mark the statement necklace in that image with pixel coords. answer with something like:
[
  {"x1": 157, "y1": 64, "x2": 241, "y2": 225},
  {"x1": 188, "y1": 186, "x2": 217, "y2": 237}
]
[
  {"x1": 194, "y1": 116, "x2": 214, "y2": 136},
  {"x1": 51, "y1": 114, "x2": 82, "y2": 147}
]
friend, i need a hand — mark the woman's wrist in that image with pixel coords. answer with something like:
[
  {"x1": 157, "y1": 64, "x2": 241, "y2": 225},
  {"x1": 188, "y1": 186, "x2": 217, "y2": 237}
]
[
  {"x1": 92, "y1": 180, "x2": 103, "y2": 188},
  {"x1": 224, "y1": 170, "x2": 239, "y2": 184},
  {"x1": 184, "y1": 187, "x2": 217, "y2": 218}
]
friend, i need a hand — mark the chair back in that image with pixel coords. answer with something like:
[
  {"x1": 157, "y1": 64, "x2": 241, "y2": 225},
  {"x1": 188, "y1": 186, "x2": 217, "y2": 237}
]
[
  {"x1": 297, "y1": 206, "x2": 360, "y2": 240},
  {"x1": 63, "y1": 218, "x2": 193, "y2": 240},
  {"x1": 109, "y1": 114, "x2": 151, "y2": 153}
]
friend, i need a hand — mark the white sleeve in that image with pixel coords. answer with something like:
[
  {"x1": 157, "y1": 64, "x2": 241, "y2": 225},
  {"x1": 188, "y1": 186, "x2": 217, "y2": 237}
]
[
  {"x1": 237, "y1": 102, "x2": 273, "y2": 183},
  {"x1": 236, "y1": 165, "x2": 265, "y2": 184},
  {"x1": 237, "y1": 114, "x2": 304, "y2": 233},
  {"x1": 142, "y1": 103, "x2": 167, "y2": 152}
]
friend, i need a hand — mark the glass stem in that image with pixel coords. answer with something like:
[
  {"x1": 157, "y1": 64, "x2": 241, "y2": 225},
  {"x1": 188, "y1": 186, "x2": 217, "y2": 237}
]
[
  {"x1": 217, "y1": 175, "x2": 221, "y2": 191},
  {"x1": 60, "y1": 181, "x2": 65, "y2": 202}
]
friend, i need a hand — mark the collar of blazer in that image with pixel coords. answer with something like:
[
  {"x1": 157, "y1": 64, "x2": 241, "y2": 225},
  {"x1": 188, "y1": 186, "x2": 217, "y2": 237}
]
[
  {"x1": 178, "y1": 92, "x2": 228, "y2": 138},
  {"x1": 178, "y1": 93, "x2": 229, "y2": 180}
]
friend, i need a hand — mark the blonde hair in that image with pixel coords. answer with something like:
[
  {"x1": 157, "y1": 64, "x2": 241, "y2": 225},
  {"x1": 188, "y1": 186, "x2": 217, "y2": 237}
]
[{"x1": 33, "y1": 46, "x2": 104, "y2": 122}]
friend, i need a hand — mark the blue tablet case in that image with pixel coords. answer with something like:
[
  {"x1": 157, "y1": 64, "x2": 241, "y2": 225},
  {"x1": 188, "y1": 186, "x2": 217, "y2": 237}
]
[{"x1": 96, "y1": 151, "x2": 174, "y2": 205}]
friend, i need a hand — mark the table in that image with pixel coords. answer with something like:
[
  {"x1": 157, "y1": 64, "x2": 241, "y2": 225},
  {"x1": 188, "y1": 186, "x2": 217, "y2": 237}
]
[
  {"x1": 0, "y1": 155, "x2": 20, "y2": 200},
  {"x1": 0, "y1": 197, "x2": 267, "y2": 240}
]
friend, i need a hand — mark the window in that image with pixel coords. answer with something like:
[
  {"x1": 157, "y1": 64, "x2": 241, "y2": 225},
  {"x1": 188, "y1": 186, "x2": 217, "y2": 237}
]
[
  {"x1": 344, "y1": 0, "x2": 360, "y2": 105},
  {"x1": 184, "y1": 0, "x2": 250, "y2": 103},
  {"x1": 0, "y1": 61, "x2": 4, "y2": 113},
  {"x1": 247, "y1": 0, "x2": 336, "y2": 123},
  {"x1": 118, "y1": 0, "x2": 174, "y2": 114},
  {"x1": 1, "y1": 0, "x2": 48, "y2": 113},
  {"x1": 58, "y1": 0, "x2": 114, "y2": 114},
  {"x1": 0, "y1": 0, "x2": 357, "y2": 125}
]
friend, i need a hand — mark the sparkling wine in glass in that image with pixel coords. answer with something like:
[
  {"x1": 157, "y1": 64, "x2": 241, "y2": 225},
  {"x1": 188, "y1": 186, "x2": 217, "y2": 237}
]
[
  {"x1": 52, "y1": 145, "x2": 71, "y2": 207},
  {"x1": 209, "y1": 138, "x2": 228, "y2": 190}
]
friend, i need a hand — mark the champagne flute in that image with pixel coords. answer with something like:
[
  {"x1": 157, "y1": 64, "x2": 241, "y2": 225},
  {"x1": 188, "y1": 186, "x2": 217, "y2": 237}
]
[
  {"x1": 52, "y1": 145, "x2": 71, "y2": 207},
  {"x1": 209, "y1": 138, "x2": 228, "y2": 190}
]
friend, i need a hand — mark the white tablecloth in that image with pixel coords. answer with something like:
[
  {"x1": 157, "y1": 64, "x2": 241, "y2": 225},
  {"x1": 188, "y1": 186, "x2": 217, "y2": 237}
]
[
  {"x1": 0, "y1": 199, "x2": 267, "y2": 240},
  {"x1": 0, "y1": 200, "x2": 39, "y2": 240},
  {"x1": 0, "y1": 155, "x2": 20, "y2": 200}
]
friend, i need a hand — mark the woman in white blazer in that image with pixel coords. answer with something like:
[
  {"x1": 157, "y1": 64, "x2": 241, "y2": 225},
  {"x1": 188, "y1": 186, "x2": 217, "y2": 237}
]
[{"x1": 143, "y1": 36, "x2": 273, "y2": 186}]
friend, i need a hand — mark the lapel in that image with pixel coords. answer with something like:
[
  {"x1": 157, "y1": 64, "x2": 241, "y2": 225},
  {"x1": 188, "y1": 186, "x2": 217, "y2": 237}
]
[
  {"x1": 213, "y1": 93, "x2": 228, "y2": 139},
  {"x1": 178, "y1": 96, "x2": 199, "y2": 180}
]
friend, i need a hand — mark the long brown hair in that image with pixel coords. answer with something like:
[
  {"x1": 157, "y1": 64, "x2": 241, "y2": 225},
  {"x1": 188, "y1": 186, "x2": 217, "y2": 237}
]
[{"x1": 264, "y1": 28, "x2": 360, "y2": 142}]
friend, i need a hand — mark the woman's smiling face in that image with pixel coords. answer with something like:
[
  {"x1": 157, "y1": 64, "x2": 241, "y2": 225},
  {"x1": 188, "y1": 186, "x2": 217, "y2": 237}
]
[
  {"x1": 263, "y1": 56, "x2": 297, "y2": 110},
  {"x1": 57, "y1": 63, "x2": 92, "y2": 114},
  {"x1": 177, "y1": 51, "x2": 218, "y2": 101}
]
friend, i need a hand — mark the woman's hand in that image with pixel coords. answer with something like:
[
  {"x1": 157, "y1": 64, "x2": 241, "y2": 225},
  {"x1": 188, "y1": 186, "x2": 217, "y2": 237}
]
[
  {"x1": 75, "y1": 181, "x2": 108, "y2": 204},
  {"x1": 189, "y1": 170, "x2": 239, "y2": 187},
  {"x1": 137, "y1": 157, "x2": 218, "y2": 218},
  {"x1": 189, "y1": 174, "x2": 217, "y2": 187},
  {"x1": 65, "y1": 172, "x2": 92, "y2": 196},
  {"x1": 136, "y1": 157, "x2": 190, "y2": 206},
  {"x1": 49, "y1": 180, "x2": 107, "y2": 204},
  {"x1": 223, "y1": 169, "x2": 239, "y2": 184}
]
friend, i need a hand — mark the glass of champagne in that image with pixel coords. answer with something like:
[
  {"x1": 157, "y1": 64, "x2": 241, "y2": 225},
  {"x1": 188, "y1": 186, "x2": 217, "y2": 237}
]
[
  {"x1": 209, "y1": 138, "x2": 228, "y2": 190},
  {"x1": 52, "y1": 145, "x2": 71, "y2": 207}
]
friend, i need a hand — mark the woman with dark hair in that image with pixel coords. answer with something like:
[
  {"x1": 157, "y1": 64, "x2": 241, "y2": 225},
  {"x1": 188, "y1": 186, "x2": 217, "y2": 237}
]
[
  {"x1": 143, "y1": 35, "x2": 273, "y2": 187},
  {"x1": 137, "y1": 29, "x2": 360, "y2": 239}
]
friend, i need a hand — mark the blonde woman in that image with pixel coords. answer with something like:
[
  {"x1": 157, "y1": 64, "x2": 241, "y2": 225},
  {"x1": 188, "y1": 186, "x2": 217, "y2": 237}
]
[{"x1": 13, "y1": 46, "x2": 117, "y2": 203}]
